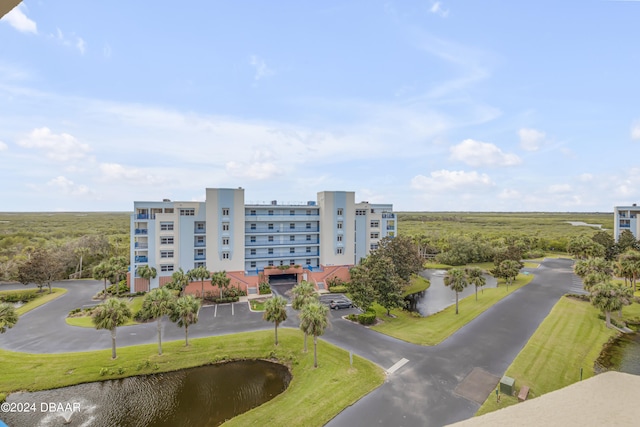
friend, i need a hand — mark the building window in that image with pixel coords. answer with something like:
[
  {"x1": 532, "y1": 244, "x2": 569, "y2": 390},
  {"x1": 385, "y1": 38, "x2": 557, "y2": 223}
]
[
  {"x1": 179, "y1": 208, "x2": 195, "y2": 216},
  {"x1": 268, "y1": 223, "x2": 274, "y2": 230},
  {"x1": 306, "y1": 235, "x2": 311, "y2": 241},
  {"x1": 306, "y1": 209, "x2": 312, "y2": 215},
  {"x1": 251, "y1": 249, "x2": 256, "y2": 255},
  {"x1": 290, "y1": 235, "x2": 295, "y2": 242},
  {"x1": 164, "y1": 208, "x2": 174, "y2": 214},
  {"x1": 195, "y1": 222, "x2": 206, "y2": 233},
  {"x1": 290, "y1": 210, "x2": 295, "y2": 216},
  {"x1": 306, "y1": 259, "x2": 311, "y2": 265},
  {"x1": 222, "y1": 252, "x2": 230, "y2": 259},
  {"x1": 370, "y1": 221, "x2": 379, "y2": 228},
  {"x1": 160, "y1": 222, "x2": 174, "y2": 231},
  {"x1": 290, "y1": 247, "x2": 295, "y2": 254},
  {"x1": 250, "y1": 223, "x2": 256, "y2": 230},
  {"x1": 268, "y1": 210, "x2": 274, "y2": 216},
  {"x1": 336, "y1": 248, "x2": 343, "y2": 255},
  {"x1": 268, "y1": 248, "x2": 274, "y2": 255},
  {"x1": 195, "y1": 249, "x2": 205, "y2": 257},
  {"x1": 371, "y1": 232, "x2": 379, "y2": 239},
  {"x1": 268, "y1": 261, "x2": 274, "y2": 266},
  {"x1": 160, "y1": 264, "x2": 174, "y2": 272},
  {"x1": 160, "y1": 237, "x2": 174, "y2": 245},
  {"x1": 290, "y1": 223, "x2": 295, "y2": 229},
  {"x1": 250, "y1": 261, "x2": 256, "y2": 268},
  {"x1": 222, "y1": 208, "x2": 230, "y2": 216},
  {"x1": 250, "y1": 209, "x2": 256, "y2": 215},
  {"x1": 250, "y1": 236, "x2": 256, "y2": 243},
  {"x1": 160, "y1": 250, "x2": 174, "y2": 258},
  {"x1": 356, "y1": 209, "x2": 366, "y2": 216},
  {"x1": 306, "y1": 223, "x2": 311, "y2": 229},
  {"x1": 306, "y1": 247, "x2": 311, "y2": 253},
  {"x1": 268, "y1": 235, "x2": 274, "y2": 242},
  {"x1": 194, "y1": 261, "x2": 206, "y2": 268},
  {"x1": 337, "y1": 221, "x2": 343, "y2": 229},
  {"x1": 290, "y1": 260, "x2": 295, "y2": 265},
  {"x1": 371, "y1": 244, "x2": 379, "y2": 250},
  {"x1": 222, "y1": 223, "x2": 230, "y2": 231},
  {"x1": 222, "y1": 238, "x2": 229, "y2": 245},
  {"x1": 195, "y1": 236, "x2": 205, "y2": 245},
  {"x1": 337, "y1": 208, "x2": 343, "y2": 216},
  {"x1": 337, "y1": 235, "x2": 343, "y2": 242}
]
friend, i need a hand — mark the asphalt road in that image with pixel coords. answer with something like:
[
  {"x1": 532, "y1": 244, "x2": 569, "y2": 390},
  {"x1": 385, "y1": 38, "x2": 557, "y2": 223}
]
[{"x1": 0, "y1": 258, "x2": 580, "y2": 427}]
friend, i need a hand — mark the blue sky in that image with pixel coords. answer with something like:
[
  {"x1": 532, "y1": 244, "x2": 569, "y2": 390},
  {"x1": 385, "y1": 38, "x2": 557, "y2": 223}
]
[{"x1": 1, "y1": 1, "x2": 639, "y2": 212}]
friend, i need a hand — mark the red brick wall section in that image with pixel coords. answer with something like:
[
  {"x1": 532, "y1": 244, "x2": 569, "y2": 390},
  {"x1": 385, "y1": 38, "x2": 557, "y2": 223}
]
[
  {"x1": 159, "y1": 276, "x2": 173, "y2": 287},
  {"x1": 134, "y1": 277, "x2": 150, "y2": 293}
]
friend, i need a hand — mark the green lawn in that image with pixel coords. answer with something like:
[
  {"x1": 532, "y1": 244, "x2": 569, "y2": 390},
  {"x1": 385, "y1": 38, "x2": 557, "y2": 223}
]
[
  {"x1": 371, "y1": 274, "x2": 534, "y2": 345},
  {"x1": 66, "y1": 296, "x2": 145, "y2": 327},
  {"x1": 476, "y1": 296, "x2": 618, "y2": 415},
  {"x1": 249, "y1": 300, "x2": 266, "y2": 311},
  {"x1": 0, "y1": 329, "x2": 384, "y2": 427},
  {"x1": 6, "y1": 287, "x2": 67, "y2": 315},
  {"x1": 403, "y1": 274, "x2": 431, "y2": 296}
]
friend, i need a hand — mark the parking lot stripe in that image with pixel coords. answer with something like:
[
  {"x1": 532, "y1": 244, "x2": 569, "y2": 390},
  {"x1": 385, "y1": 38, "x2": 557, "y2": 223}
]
[
  {"x1": 231, "y1": 303, "x2": 234, "y2": 316},
  {"x1": 214, "y1": 304, "x2": 218, "y2": 318},
  {"x1": 386, "y1": 358, "x2": 409, "y2": 375}
]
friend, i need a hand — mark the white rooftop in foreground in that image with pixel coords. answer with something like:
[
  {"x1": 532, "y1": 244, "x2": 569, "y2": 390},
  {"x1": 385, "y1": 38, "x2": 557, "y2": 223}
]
[
  {"x1": 448, "y1": 371, "x2": 640, "y2": 427},
  {"x1": 0, "y1": 0, "x2": 21, "y2": 19}
]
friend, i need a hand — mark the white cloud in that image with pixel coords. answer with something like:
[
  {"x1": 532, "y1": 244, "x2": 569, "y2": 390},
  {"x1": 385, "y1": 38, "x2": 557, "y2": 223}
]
[
  {"x1": 548, "y1": 184, "x2": 572, "y2": 194},
  {"x1": 450, "y1": 139, "x2": 521, "y2": 167},
  {"x1": 2, "y1": 5, "x2": 37, "y2": 34},
  {"x1": 579, "y1": 173, "x2": 593, "y2": 182},
  {"x1": 249, "y1": 55, "x2": 274, "y2": 81},
  {"x1": 411, "y1": 169, "x2": 494, "y2": 191},
  {"x1": 99, "y1": 163, "x2": 166, "y2": 185},
  {"x1": 518, "y1": 128, "x2": 546, "y2": 151},
  {"x1": 226, "y1": 161, "x2": 281, "y2": 180},
  {"x1": 47, "y1": 176, "x2": 91, "y2": 196},
  {"x1": 18, "y1": 127, "x2": 90, "y2": 161},
  {"x1": 50, "y1": 28, "x2": 87, "y2": 54},
  {"x1": 631, "y1": 121, "x2": 640, "y2": 140},
  {"x1": 430, "y1": 2, "x2": 449, "y2": 18},
  {"x1": 0, "y1": 141, "x2": 7, "y2": 151}
]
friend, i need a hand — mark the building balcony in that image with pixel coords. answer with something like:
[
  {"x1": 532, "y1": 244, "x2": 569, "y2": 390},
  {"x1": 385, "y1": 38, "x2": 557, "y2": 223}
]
[
  {"x1": 246, "y1": 227, "x2": 320, "y2": 234},
  {"x1": 245, "y1": 240, "x2": 320, "y2": 247},
  {"x1": 134, "y1": 243, "x2": 148, "y2": 249},
  {"x1": 245, "y1": 253, "x2": 320, "y2": 260},
  {"x1": 136, "y1": 214, "x2": 149, "y2": 220},
  {"x1": 135, "y1": 256, "x2": 148, "y2": 263},
  {"x1": 134, "y1": 229, "x2": 148, "y2": 235},
  {"x1": 387, "y1": 226, "x2": 395, "y2": 230},
  {"x1": 382, "y1": 213, "x2": 395, "y2": 219},
  {"x1": 245, "y1": 214, "x2": 320, "y2": 221},
  {"x1": 194, "y1": 241, "x2": 206, "y2": 247},
  {"x1": 194, "y1": 255, "x2": 206, "y2": 261},
  {"x1": 194, "y1": 228, "x2": 206, "y2": 234}
]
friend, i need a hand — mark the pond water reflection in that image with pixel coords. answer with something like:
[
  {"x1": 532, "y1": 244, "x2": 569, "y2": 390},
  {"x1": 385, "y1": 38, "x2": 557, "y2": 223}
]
[
  {"x1": 597, "y1": 332, "x2": 640, "y2": 375},
  {"x1": 3, "y1": 360, "x2": 291, "y2": 427},
  {"x1": 404, "y1": 270, "x2": 498, "y2": 316}
]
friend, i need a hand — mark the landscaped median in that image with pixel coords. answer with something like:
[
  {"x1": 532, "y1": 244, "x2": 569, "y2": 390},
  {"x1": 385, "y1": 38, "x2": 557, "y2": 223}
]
[
  {"x1": 0, "y1": 287, "x2": 67, "y2": 316},
  {"x1": 475, "y1": 296, "x2": 618, "y2": 416},
  {"x1": 0, "y1": 328, "x2": 385, "y2": 427},
  {"x1": 371, "y1": 274, "x2": 534, "y2": 346},
  {"x1": 65, "y1": 295, "x2": 145, "y2": 327}
]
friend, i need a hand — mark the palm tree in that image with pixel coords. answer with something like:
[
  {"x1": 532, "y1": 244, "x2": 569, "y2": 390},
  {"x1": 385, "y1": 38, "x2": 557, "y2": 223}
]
[
  {"x1": 444, "y1": 268, "x2": 468, "y2": 315},
  {"x1": 140, "y1": 287, "x2": 175, "y2": 355},
  {"x1": 291, "y1": 281, "x2": 319, "y2": 352},
  {"x1": 137, "y1": 265, "x2": 157, "y2": 291},
  {"x1": 0, "y1": 302, "x2": 18, "y2": 334},
  {"x1": 188, "y1": 266, "x2": 211, "y2": 299},
  {"x1": 618, "y1": 250, "x2": 640, "y2": 293},
  {"x1": 263, "y1": 295, "x2": 288, "y2": 345},
  {"x1": 169, "y1": 295, "x2": 201, "y2": 346},
  {"x1": 93, "y1": 260, "x2": 111, "y2": 298},
  {"x1": 465, "y1": 267, "x2": 486, "y2": 301},
  {"x1": 169, "y1": 268, "x2": 190, "y2": 296},
  {"x1": 108, "y1": 256, "x2": 129, "y2": 297},
  {"x1": 210, "y1": 270, "x2": 231, "y2": 298},
  {"x1": 92, "y1": 298, "x2": 132, "y2": 359},
  {"x1": 300, "y1": 301, "x2": 329, "y2": 368},
  {"x1": 590, "y1": 282, "x2": 624, "y2": 328}
]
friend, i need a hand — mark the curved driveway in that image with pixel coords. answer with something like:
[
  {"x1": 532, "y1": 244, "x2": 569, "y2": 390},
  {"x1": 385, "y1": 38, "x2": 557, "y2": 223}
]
[{"x1": 0, "y1": 259, "x2": 580, "y2": 427}]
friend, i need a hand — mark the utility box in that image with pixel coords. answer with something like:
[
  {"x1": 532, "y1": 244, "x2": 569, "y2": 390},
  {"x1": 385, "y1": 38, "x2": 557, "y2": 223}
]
[{"x1": 500, "y1": 376, "x2": 515, "y2": 395}]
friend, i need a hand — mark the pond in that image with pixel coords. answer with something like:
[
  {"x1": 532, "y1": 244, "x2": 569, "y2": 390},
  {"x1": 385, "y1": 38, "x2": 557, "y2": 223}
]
[
  {"x1": 2, "y1": 360, "x2": 291, "y2": 427},
  {"x1": 404, "y1": 270, "x2": 498, "y2": 316},
  {"x1": 596, "y1": 332, "x2": 640, "y2": 375}
]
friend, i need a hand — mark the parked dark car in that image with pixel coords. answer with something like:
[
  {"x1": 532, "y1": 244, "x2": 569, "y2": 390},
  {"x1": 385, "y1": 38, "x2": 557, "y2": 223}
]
[{"x1": 329, "y1": 298, "x2": 353, "y2": 310}]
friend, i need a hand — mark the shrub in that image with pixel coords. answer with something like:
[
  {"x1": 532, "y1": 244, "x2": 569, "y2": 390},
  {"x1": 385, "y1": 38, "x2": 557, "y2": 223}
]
[
  {"x1": 524, "y1": 250, "x2": 545, "y2": 259},
  {"x1": 224, "y1": 286, "x2": 246, "y2": 298},
  {"x1": 0, "y1": 289, "x2": 39, "y2": 303},
  {"x1": 259, "y1": 282, "x2": 271, "y2": 295},
  {"x1": 214, "y1": 296, "x2": 240, "y2": 304},
  {"x1": 358, "y1": 310, "x2": 377, "y2": 326},
  {"x1": 328, "y1": 285, "x2": 348, "y2": 294}
]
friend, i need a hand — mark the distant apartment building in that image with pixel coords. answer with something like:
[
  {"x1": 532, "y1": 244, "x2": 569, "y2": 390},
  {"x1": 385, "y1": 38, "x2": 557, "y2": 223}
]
[
  {"x1": 130, "y1": 188, "x2": 395, "y2": 293},
  {"x1": 614, "y1": 204, "x2": 640, "y2": 241}
]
